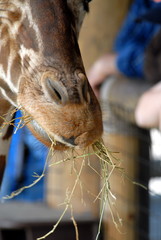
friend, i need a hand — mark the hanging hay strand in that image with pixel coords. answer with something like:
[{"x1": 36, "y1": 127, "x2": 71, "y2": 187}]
[
  {"x1": 0, "y1": 109, "x2": 125, "y2": 240},
  {"x1": 0, "y1": 107, "x2": 32, "y2": 135},
  {"x1": 36, "y1": 139, "x2": 123, "y2": 240}
]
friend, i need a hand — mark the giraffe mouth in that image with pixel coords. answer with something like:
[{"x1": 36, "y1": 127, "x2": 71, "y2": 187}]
[
  {"x1": 29, "y1": 119, "x2": 78, "y2": 149},
  {"x1": 29, "y1": 119, "x2": 97, "y2": 150}
]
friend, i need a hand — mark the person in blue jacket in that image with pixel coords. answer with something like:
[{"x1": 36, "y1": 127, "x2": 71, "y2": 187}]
[
  {"x1": 135, "y1": 1, "x2": 161, "y2": 130},
  {"x1": 88, "y1": 0, "x2": 161, "y2": 97}
]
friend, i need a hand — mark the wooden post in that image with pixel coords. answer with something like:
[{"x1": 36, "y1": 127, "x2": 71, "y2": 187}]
[
  {"x1": 100, "y1": 77, "x2": 151, "y2": 240},
  {"x1": 46, "y1": 149, "x2": 101, "y2": 217},
  {"x1": 103, "y1": 133, "x2": 139, "y2": 240}
]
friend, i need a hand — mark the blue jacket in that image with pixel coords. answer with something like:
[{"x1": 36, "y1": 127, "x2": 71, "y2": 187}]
[
  {"x1": 115, "y1": 0, "x2": 161, "y2": 78},
  {"x1": 0, "y1": 112, "x2": 48, "y2": 202}
]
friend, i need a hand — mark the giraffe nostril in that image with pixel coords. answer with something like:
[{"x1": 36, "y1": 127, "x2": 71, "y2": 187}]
[
  {"x1": 48, "y1": 79, "x2": 62, "y2": 101},
  {"x1": 45, "y1": 78, "x2": 68, "y2": 104},
  {"x1": 77, "y1": 72, "x2": 90, "y2": 103},
  {"x1": 82, "y1": 81, "x2": 90, "y2": 103}
]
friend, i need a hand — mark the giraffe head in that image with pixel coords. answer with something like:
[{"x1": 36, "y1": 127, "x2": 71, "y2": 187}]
[{"x1": 2, "y1": 0, "x2": 103, "y2": 149}]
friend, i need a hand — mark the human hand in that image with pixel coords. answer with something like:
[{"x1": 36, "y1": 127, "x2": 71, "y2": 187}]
[
  {"x1": 87, "y1": 53, "x2": 118, "y2": 98},
  {"x1": 135, "y1": 82, "x2": 161, "y2": 129}
]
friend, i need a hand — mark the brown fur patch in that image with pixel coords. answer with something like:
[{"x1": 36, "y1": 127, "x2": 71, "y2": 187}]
[
  {"x1": 8, "y1": 10, "x2": 21, "y2": 22},
  {"x1": 0, "y1": 98, "x2": 11, "y2": 126},
  {"x1": 17, "y1": 17, "x2": 39, "y2": 51},
  {"x1": 0, "y1": 155, "x2": 6, "y2": 185},
  {"x1": 2, "y1": 121, "x2": 14, "y2": 141},
  {"x1": 0, "y1": 40, "x2": 10, "y2": 74},
  {"x1": 0, "y1": 78, "x2": 17, "y2": 104},
  {"x1": 0, "y1": 78, "x2": 11, "y2": 92},
  {"x1": 11, "y1": 55, "x2": 21, "y2": 88},
  {"x1": 1, "y1": 25, "x2": 9, "y2": 39}
]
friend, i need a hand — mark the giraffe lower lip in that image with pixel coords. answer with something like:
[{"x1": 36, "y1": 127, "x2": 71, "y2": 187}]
[{"x1": 30, "y1": 120, "x2": 77, "y2": 148}]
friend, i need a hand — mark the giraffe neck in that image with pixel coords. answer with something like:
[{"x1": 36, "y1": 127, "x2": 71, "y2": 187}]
[
  {"x1": 0, "y1": 1, "x2": 42, "y2": 109},
  {"x1": 0, "y1": 1, "x2": 36, "y2": 186}
]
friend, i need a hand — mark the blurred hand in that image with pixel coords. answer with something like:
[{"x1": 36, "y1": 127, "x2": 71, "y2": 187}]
[
  {"x1": 87, "y1": 53, "x2": 118, "y2": 97},
  {"x1": 135, "y1": 82, "x2": 161, "y2": 129}
]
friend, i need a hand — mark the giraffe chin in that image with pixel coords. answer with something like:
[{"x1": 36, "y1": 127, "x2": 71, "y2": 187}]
[
  {"x1": 27, "y1": 119, "x2": 99, "y2": 151},
  {"x1": 27, "y1": 120, "x2": 73, "y2": 150}
]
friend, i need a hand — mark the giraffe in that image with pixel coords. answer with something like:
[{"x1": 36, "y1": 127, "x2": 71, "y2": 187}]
[{"x1": 0, "y1": 0, "x2": 103, "y2": 186}]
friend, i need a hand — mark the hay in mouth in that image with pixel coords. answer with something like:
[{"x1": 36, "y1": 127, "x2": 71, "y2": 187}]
[{"x1": 1, "y1": 108, "x2": 124, "y2": 240}]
